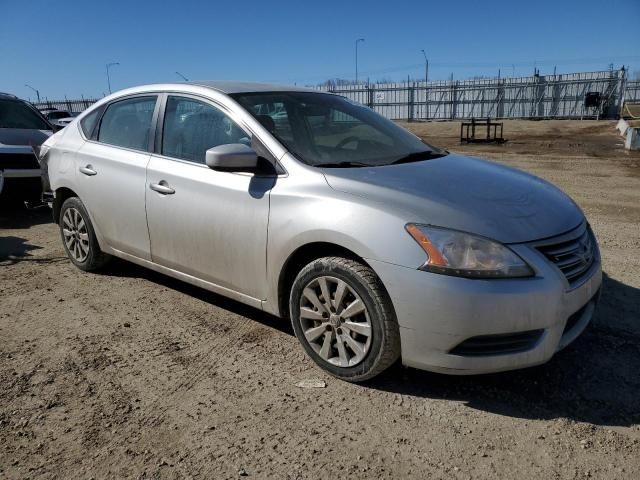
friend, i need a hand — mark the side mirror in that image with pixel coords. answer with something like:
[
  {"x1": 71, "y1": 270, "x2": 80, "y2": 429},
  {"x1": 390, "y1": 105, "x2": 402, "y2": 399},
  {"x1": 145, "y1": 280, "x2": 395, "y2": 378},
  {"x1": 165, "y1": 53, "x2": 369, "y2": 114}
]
[{"x1": 205, "y1": 144, "x2": 259, "y2": 171}]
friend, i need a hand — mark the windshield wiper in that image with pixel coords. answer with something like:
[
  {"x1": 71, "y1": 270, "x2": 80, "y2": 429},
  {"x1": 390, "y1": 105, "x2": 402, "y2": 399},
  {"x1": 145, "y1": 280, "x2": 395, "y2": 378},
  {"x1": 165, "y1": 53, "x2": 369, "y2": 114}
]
[
  {"x1": 387, "y1": 150, "x2": 447, "y2": 166},
  {"x1": 313, "y1": 161, "x2": 372, "y2": 168}
]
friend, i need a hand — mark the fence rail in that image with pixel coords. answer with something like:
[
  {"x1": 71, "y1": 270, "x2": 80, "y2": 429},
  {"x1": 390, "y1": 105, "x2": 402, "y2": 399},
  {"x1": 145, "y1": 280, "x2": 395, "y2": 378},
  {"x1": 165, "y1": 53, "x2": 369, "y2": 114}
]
[
  {"x1": 30, "y1": 70, "x2": 640, "y2": 122},
  {"x1": 32, "y1": 97, "x2": 101, "y2": 114}
]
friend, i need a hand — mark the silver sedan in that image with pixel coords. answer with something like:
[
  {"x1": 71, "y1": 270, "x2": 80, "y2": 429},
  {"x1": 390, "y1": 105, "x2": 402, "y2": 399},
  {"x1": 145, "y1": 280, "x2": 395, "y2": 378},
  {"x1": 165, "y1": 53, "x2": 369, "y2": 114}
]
[{"x1": 40, "y1": 82, "x2": 602, "y2": 381}]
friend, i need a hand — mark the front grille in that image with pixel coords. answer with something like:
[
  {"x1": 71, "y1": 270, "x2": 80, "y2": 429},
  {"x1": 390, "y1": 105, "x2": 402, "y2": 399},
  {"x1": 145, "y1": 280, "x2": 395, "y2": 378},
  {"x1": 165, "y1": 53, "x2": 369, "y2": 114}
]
[
  {"x1": 449, "y1": 329, "x2": 544, "y2": 357},
  {"x1": 536, "y1": 225, "x2": 596, "y2": 288},
  {"x1": 0, "y1": 152, "x2": 40, "y2": 170}
]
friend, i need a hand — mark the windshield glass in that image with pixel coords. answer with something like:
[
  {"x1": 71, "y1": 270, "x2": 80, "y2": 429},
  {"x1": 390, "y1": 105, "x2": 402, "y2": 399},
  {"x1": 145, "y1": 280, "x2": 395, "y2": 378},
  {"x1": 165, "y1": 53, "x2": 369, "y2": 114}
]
[
  {"x1": 47, "y1": 111, "x2": 71, "y2": 120},
  {"x1": 232, "y1": 92, "x2": 444, "y2": 167},
  {"x1": 0, "y1": 99, "x2": 51, "y2": 130}
]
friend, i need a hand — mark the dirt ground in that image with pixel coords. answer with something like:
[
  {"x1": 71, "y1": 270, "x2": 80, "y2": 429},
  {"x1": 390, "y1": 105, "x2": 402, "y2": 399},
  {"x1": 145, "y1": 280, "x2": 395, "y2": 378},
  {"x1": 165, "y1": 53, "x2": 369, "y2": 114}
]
[{"x1": 1, "y1": 120, "x2": 639, "y2": 479}]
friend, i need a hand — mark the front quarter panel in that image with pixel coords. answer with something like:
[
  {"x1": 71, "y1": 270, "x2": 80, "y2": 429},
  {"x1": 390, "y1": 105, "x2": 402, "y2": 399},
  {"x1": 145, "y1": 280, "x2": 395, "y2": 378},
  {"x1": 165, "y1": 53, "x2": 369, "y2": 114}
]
[{"x1": 265, "y1": 155, "x2": 427, "y2": 316}]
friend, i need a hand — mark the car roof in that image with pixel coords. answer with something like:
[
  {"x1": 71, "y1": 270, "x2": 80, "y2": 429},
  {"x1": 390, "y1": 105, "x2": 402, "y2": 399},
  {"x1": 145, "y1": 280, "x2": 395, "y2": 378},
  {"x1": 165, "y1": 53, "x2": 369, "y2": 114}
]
[
  {"x1": 184, "y1": 81, "x2": 317, "y2": 94},
  {"x1": 86, "y1": 81, "x2": 329, "y2": 115},
  {"x1": 0, "y1": 92, "x2": 19, "y2": 100}
]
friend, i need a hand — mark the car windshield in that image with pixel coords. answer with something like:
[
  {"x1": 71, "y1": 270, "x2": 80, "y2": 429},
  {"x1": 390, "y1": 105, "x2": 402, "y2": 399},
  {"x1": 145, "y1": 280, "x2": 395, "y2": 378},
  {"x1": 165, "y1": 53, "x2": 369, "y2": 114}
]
[
  {"x1": 232, "y1": 91, "x2": 445, "y2": 167},
  {"x1": 47, "y1": 111, "x2": 71, "y2": 119},
  {"x1": 0, "y1": 99, "x2": 51, "y2": 130}
]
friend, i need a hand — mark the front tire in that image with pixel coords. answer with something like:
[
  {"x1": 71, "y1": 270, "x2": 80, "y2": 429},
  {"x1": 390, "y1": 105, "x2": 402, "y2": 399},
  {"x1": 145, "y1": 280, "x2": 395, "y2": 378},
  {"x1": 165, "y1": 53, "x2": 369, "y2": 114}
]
[
  {"x1": 289, "y1": 256, "x2": 400, "y2": 382},
  {"x1": 59, "y1": 197, "x2": 110, "y2": 271}
]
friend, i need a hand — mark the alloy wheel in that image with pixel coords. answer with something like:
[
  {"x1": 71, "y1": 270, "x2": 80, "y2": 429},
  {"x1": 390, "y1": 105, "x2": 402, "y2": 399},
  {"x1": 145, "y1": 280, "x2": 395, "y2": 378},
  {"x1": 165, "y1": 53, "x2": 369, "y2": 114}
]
[
  {"x1": 62, "y1": 207, "x2": 90, "y2": 263},
  {"x1": 298, "y1": 275, "x2": 372, "y2": 367}
]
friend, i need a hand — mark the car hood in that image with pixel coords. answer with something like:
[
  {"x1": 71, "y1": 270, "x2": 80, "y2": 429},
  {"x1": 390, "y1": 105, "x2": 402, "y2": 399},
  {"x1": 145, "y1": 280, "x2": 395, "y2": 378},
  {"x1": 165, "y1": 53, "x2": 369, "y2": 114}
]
[
  {"x1": 322, "y1": 153, "x2": 583, "y2": 244},
  {"x1": 0, "y1": 128, "x2": 52, "y2": 147}
]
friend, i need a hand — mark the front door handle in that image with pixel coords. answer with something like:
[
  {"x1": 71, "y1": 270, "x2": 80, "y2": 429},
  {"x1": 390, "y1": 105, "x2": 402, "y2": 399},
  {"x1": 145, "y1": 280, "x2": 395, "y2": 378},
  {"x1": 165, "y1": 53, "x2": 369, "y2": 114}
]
[
  {"x1": 79, "y1": 165, "x2": 97, "y2": 176},
  {"x1": 149, "y1": 181, "x2": 175, "y2": 195}
]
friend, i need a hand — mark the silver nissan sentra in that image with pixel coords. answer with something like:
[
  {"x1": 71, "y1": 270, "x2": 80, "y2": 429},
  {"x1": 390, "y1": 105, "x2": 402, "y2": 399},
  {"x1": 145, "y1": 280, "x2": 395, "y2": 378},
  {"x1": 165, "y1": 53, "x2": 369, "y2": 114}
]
[{"x1": 40, "y1": 82, "x2": 602, "y2": 381}]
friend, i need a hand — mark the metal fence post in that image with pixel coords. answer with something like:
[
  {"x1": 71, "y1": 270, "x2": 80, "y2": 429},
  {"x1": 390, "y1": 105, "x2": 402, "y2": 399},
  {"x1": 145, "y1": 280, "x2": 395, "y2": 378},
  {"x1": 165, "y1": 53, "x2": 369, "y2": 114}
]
[
  {"x1": 408, "y1": 79, "x2": 415, "y2": 122},
  {"x1": 450, "y1": 80, "x2": 457, "y2": 120},
  {"x1": 497, "y1": 79, "x2": 505, "y2": 119},
  {"x1": 424, "y1": 80, "x2": 429, "y2": 120},
  {"x1": 537, "y1": 75, "x2": 546, "y2": 118},
  {"x1": 616, "y1": 68, "x2": 627, "y2": 119}
]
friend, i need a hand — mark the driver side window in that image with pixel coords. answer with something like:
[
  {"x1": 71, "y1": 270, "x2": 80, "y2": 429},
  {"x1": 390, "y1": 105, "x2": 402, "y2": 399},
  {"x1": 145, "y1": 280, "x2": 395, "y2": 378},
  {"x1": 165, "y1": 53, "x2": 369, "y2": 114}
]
[{"x1": 162, "y1": 96, "x2": 250, "y2": 164}]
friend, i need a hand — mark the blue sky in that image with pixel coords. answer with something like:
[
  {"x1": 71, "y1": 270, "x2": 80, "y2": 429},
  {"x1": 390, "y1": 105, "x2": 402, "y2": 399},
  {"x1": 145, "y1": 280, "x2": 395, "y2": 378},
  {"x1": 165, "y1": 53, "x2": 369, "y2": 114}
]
[{"x1": 1, "y1": 0, "x2": 638, "y2": 101}]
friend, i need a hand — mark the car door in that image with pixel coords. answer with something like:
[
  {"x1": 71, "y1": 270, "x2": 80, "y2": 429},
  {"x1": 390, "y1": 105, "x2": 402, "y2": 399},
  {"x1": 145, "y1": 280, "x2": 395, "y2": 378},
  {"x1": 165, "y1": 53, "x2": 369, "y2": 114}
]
[
  {"x1": 145, "y1": 94, "x2": 274, "y2": 300},
  {"x1": 75, "y1": 95, "x2": 158, "y2": 260}
]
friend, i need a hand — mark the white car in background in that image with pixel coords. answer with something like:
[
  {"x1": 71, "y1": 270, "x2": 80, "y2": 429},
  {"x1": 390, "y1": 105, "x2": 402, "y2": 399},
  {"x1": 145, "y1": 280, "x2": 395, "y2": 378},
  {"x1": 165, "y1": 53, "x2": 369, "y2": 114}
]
[
  {"x1": 42, "y1": 109, "x2": 80, "y2": 128},
  {"x1": 55, "y1": 113, "x2": 80, "y2": 127}
]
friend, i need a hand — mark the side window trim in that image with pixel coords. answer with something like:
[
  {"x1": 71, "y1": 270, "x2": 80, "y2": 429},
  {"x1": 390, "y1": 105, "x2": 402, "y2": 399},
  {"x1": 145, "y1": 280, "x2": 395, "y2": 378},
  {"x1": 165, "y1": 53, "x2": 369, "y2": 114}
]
[
  {"x1": 153, "y1": 93, "x2": 168, "y2": 156},
  {"x1": 148, "y1": 93, "x2": 165, "y2": 153},
  {"x1": 78, "y1": 104, "x2": 106, "y2": 141},
  {"x1": 89, "y1": 106, "x2": 106, "y2": 140},
  {"x1": 91, "y1": 94, "x2": 159, "y2": 153}
]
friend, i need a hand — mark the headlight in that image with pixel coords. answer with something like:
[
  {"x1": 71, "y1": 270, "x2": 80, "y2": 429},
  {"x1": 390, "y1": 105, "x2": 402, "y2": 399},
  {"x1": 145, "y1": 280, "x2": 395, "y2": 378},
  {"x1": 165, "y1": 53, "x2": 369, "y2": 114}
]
[{"x1": 405, "y1": 224, "x2": 533, "y2": 278}]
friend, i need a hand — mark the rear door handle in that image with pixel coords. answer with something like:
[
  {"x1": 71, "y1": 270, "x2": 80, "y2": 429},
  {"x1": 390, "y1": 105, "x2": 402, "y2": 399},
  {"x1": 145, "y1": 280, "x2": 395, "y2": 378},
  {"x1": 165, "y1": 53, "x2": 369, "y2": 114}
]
[
  {"x1": 149, "y1": 181, "x2": 175, "y2": 195},
  {"x1": 79, "y1": 165, "x2": 97, "y2": 176}
]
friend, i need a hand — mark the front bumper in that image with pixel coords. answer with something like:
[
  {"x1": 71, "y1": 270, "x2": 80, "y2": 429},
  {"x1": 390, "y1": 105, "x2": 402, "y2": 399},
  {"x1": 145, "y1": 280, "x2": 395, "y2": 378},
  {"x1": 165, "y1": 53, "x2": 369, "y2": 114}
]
[
  {"x1": 1, "y1": 146, "x2": 43, "y2": 198},
  {"x1": 0, "y1": 170, "x2": 42, "y2": 199},
  {"x1": 367, "y1": 232, "x2": 602, "y2": 375},
  {"x1": 1, "y1": 168, "x2": 41, "y2": 178}
]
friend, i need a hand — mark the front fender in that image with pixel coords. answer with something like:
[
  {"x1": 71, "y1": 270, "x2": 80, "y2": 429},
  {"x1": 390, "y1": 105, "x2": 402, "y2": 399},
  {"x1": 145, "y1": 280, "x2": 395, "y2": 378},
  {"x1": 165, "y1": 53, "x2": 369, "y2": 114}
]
[{"x1": 264, "y1": 171, "x2": 427, "y2": 316}]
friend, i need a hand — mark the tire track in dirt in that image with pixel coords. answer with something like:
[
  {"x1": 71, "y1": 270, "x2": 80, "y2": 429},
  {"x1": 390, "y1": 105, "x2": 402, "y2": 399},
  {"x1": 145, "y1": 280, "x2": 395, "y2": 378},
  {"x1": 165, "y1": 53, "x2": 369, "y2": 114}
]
[{"x1": 139, "y1": 319, "x2": 257, "y2": 429}]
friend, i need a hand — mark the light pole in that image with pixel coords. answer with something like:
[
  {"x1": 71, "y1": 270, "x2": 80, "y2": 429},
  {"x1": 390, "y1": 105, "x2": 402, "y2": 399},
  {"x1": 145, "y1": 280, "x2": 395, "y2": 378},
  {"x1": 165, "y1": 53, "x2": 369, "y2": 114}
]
[
  {"x1": 176, "y1": 71, "x2": 189, "y2": 81},
  {"x1": 355, "y1": 38, "x2": 365, "y2": 84},
  {"x1": 420, "y1": 50, "x2": 430, "y2": 120},
  {"x1": 106, "y1": 62, "x2": 120, "y2": 94},
  {"x1": 420, "y1": 49, "x2": 429, "y2": 84},
  {"x1": 24, "y1": 84, "x2": 40, "y2": 103}
]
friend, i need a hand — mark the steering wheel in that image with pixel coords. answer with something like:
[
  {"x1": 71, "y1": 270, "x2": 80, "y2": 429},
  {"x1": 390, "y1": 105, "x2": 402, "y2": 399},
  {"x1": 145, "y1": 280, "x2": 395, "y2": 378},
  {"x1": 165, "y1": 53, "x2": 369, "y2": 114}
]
[{"x1": 334, "y1": 136, "x2": 360, "y2": 150}]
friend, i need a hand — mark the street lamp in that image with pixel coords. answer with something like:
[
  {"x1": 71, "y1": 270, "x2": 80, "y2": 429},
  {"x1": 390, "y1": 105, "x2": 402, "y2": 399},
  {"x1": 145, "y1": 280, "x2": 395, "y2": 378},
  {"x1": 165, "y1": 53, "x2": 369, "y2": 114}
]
[
  {"x1": 355, "y1": 38, "x2": 365, "y2": 84},
  {"x1": 176, "y1": 71, "x2": 189, "y2": 81},
  {"x1": 106, "y1": 62, "x2": 120, "y2": 94},
  {"x1": 24, "y1": 84, "x2": 40, "y2": 103},
  {"x1": 420, "y1": 49, "x2": 429, "y2": 84}
]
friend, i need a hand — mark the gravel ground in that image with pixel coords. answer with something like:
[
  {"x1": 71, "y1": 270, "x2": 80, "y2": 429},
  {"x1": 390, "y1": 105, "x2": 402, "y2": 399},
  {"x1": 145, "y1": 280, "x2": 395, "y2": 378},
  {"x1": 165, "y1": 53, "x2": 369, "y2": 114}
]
[{"x1": 1, "y1": 120, "x2": 639, "y2": 479}]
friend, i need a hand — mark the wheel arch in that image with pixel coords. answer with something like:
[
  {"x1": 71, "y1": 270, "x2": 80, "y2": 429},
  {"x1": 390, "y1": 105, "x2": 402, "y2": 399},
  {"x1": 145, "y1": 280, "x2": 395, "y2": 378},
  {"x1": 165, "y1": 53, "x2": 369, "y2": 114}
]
[
  {"x1": 277, "y1": 241, "x2": 381, "y2": 320},
  {"x1": 53, "y1": 186, "x2": 107, "y2": 251},
  {"x1": 53, "y1": 187, "x2": 79, "y2": 224}
]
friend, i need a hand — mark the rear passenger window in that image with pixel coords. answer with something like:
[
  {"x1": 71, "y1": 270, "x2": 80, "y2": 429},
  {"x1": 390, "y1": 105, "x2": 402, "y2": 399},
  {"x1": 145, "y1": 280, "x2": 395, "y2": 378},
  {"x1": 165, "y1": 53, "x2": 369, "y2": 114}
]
[
  {"x1": 80, "y1": 106, "x2": 104, "y2": 139},
  {"x1": 98, "y1": 97, "x2": 156, "y2": 151},
  {"x1": 162, "y1": 96, "x2": 250, "y2": 164}
]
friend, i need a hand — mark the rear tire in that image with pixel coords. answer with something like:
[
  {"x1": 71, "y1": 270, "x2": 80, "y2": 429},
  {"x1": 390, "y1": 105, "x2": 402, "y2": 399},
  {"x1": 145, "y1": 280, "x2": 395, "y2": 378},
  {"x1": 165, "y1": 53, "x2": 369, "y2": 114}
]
[
  {"x1": 289, "y1": 256, "x2": 400, "y2": 382},
  {"x1": 59, "y1": 197, "x2": 110, "y2": 271}
]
